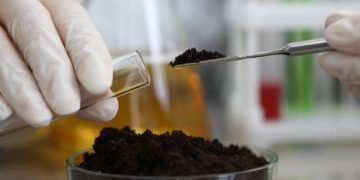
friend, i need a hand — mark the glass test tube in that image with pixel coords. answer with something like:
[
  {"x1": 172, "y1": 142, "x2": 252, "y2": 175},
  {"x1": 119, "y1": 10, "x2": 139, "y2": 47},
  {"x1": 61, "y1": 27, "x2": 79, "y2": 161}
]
[{"x1": 0, "y1": 51, "x2": 151, "y2": 138}]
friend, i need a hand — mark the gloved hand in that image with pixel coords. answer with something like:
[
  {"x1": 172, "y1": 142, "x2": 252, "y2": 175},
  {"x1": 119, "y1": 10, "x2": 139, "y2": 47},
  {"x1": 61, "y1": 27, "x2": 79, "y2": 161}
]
[
  {"x1": 319, "y1": 11, "x2": 360, "y2": 97},
  {"x1": 0, "y1": 0, "x2": 118, "y2": 127}
]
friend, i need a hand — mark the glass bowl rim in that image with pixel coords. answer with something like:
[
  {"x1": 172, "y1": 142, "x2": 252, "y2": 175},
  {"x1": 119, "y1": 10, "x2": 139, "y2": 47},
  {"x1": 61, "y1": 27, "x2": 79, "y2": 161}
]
[{"x1": 66, "y1": 146, "x2": 278, "y2": 179}]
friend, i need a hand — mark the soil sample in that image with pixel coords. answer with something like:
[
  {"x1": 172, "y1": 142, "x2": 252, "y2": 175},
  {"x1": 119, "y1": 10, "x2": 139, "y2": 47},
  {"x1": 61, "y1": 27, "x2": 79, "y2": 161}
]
[
  {"x1": 169, "y1": 48, "x2": 225, "y2": 67},
  {"x1": 78, "y1": 127, "x2": 270, "y2": 179}
]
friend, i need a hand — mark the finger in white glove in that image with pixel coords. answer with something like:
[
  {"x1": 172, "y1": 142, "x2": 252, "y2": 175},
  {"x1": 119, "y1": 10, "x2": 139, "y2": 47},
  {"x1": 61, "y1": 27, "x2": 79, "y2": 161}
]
[
  {"x1": 42, "y1": 0, "x2": 113, "y2": 95},
  {"x1": 0, "y1": 95, "x2": 12, "y2": 121},
  {"x1": 0, "y1": 0, "x2": 81, "y2": 116},
  {"x1": 325, "y1": 12, "x2": 360, "y2": 55},
  {"x1": 0, "y1": 25, "x2": 53, "y2": 127},
  {"x1": 319, "y1": 52, "x2": 360, "y2": 85},
  {"x1": 325, "y1": 11, "x2": 356, "y2": 28}
]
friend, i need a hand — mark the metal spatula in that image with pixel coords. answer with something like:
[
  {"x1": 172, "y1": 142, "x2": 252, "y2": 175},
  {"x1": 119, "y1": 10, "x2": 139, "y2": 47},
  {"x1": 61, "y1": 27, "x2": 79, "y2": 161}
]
[{"x1": 173, "y1": 38, "x2": 334, "y2": 68}]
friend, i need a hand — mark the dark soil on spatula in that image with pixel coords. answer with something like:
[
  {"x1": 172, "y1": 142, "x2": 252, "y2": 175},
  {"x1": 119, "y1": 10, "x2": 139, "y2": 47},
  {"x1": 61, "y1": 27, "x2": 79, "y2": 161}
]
[{"x1": 170, "y1": 48, "x2": 225, "y2": 67}]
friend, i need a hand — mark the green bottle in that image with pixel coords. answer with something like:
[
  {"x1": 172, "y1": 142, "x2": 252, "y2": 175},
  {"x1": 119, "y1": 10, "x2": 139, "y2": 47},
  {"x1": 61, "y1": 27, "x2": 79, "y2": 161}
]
[{"x1": 286, "y1": 30, "x2": 315, "y2": 116}]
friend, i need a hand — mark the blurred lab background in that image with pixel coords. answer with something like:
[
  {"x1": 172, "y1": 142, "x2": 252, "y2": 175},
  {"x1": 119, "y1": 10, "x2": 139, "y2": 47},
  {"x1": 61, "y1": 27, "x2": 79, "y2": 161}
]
[{"x1": 1, "y1": 0, "x2": 360, "y2": 179}]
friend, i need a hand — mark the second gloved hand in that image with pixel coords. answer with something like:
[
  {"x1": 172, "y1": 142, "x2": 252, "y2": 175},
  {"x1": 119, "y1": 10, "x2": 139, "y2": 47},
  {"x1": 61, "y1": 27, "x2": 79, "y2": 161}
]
[
  {"x1": 0, "y1": 0, "x2": 118, "y2": 126},
  {"x1": 319, "y1": 11, "x2": 360, "y2": 97}
]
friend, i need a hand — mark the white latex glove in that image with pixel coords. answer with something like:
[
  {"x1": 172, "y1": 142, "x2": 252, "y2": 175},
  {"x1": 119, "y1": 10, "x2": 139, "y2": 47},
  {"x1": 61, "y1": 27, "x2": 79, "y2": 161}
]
[
  {"x1": 0, "y1": 0, "x2": 118, "y2": 127},
  {"x1": 319, "y1": 12, "x2": 360, "y2": 97}
]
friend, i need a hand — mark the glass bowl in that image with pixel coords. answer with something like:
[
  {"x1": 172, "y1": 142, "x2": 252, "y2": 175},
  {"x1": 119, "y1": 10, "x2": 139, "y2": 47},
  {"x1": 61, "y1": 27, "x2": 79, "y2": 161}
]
[{"x1": 66, "y1": 147, "x2": 278, "y2": 180}]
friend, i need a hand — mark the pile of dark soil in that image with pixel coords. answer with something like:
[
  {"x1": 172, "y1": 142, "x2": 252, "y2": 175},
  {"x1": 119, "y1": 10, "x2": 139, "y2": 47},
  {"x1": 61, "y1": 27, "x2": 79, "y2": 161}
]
[{"x1": 79, "y1": 127, "x2": 268, "y2": 177}]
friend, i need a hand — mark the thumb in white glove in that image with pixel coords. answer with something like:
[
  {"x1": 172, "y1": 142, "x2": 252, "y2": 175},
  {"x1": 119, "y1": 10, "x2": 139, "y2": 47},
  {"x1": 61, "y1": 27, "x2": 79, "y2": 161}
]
[{"x1": 319, "y1": 12, "x2": 360, "y2": 97}]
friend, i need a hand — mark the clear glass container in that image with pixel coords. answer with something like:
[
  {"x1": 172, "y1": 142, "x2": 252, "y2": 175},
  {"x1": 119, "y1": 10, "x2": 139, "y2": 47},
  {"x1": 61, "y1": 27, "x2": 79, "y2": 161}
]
[{"x1": 66, "y1": 147, "x2": 278, "y2": 180}]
